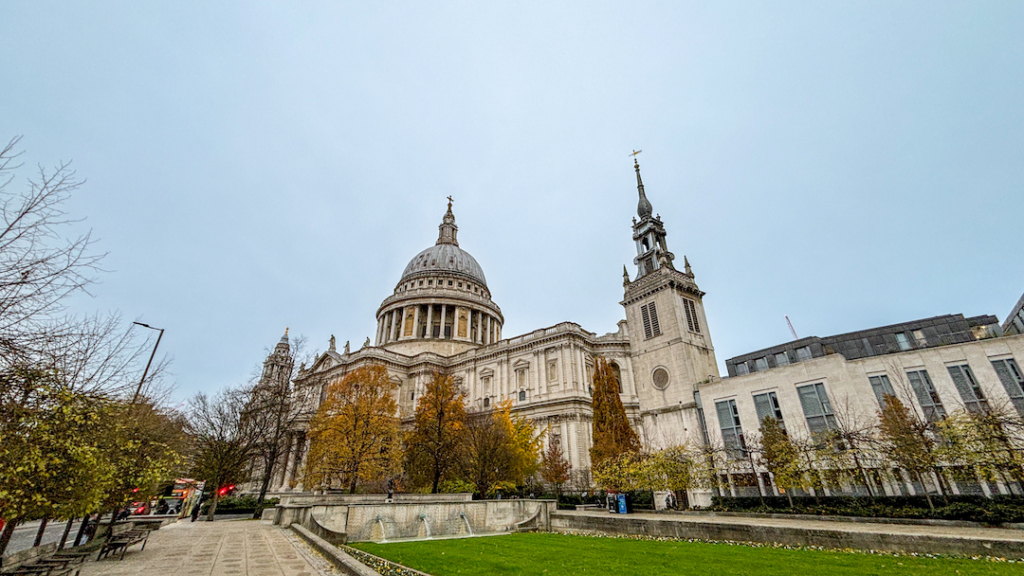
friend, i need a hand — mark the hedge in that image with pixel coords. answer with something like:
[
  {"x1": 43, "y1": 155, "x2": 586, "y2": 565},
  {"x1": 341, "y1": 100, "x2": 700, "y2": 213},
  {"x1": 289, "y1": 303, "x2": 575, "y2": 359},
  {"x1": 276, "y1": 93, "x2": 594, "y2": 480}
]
[{"x1": 710, "y1": 494, "x2": 1024, "y2": 524}]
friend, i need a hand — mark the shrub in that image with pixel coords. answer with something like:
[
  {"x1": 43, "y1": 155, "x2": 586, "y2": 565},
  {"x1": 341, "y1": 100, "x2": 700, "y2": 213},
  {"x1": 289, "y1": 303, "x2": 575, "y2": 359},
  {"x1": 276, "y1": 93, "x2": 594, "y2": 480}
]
[{"x1": 709, "y1": 494, "x2": 1024, "y2": 525}]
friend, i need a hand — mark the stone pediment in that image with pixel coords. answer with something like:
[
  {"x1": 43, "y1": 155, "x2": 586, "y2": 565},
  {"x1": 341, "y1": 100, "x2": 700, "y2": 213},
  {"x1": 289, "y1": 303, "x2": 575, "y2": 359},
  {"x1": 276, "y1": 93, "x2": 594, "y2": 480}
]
[
  {"x1": 512, "y1": 358, "x2": 530, "y2": 369},
  {"x1": 310, "y1": 350, "x2": 345, "y2": 373},
  {"x1": 479, "y1": 367, "x2": 495, "y2": 378}
]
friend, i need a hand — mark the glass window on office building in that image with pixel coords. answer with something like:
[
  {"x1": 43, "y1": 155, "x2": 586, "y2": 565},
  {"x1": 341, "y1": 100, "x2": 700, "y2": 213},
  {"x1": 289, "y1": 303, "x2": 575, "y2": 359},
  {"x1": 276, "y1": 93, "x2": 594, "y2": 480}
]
[
  {"x1": 991, "y1": 358, "x2": 1024, "y2": 416},
  {"x1": 734, "y1": 362, "x2": 749, "y2": 376},
  {"x1": 906, "y1": 369, "x2": 946, "y2": 422},
  {"x1": 753, "y1": 357, "x2": 769, "y2": 372},
  {"x1": 753, "y1": 391, "x2": 785, "y2": 431},
  {"x1": 868, "y1": 374, "x2": 896, "y2": 405},
  {"x1": 795, "y1": 346, "x2": 812, "y2": 362},
  {"x1": 796, "y1": 383, "x2": 837, "y2": 435},
  {"x1": 895, "y1": 332, "x2": 912, "y2": 351},
  {"x1": 715, "y1": 399, "x2": 745, "y2": 459},
  {"x1": 774, "y1": 352, "x2": 789, "y2": 367},
  {"x1": 947, "y1": 364, "x2": 989, "y2": 414}
]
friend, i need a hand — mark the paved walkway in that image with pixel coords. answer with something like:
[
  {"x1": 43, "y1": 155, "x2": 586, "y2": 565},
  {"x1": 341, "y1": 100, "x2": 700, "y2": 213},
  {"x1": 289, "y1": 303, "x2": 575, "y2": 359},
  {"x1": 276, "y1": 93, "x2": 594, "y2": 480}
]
[{"x1": 78, "y1": 520, "x2": 330, "y2": 576}]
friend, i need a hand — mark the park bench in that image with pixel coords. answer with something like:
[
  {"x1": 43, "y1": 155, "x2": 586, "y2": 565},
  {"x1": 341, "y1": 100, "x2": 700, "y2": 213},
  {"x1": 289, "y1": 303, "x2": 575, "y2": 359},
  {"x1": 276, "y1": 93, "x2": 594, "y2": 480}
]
[
  {"x1": 97, "y1": 529, "x2": 150, "y2": 561},
  {"x1": 0, "y1": 553, "x2": 83, "y2": 576}
]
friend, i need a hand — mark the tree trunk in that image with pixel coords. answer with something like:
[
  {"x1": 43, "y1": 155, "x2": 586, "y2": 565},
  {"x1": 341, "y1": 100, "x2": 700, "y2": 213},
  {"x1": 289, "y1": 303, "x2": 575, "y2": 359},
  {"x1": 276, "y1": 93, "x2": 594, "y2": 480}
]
[
  {"x1": 0, "y1": 519, "x2": 19, "y2": 556},
  {"x1": 72, "y1": 514, "x2": 90, "y2": 548},
  {"x1": 851, "y1": 451, "x2": 875, "y2": 500},
  {"x1": 33, "y1": 518, "x2": 49, "y2": 548},
  {"x1": 785, "y1": 489, "x2": 794, "y2": 508},
  {"x1": 257, "y1": 443, "x2": 279, "y2": 504},
  {"x1": 915, "y1": 471, "x2": 935, "y2": 510},
  {"x1": 932, "y1": 468, "x2": 950, "y2": 504},
  {"x1": 206, "y1": 491, "x2": 220, "y2": 522},
  {"x1": 58, "y1": 518, "x2": 74, "y2": 550}
]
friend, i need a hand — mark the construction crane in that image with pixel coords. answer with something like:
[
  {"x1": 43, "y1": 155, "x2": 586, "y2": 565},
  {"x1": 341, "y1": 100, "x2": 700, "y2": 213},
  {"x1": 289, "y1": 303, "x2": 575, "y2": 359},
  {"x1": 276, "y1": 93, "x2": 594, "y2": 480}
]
[{"x1": 785, "y1": 315, "x2": 798, "y2": 340}]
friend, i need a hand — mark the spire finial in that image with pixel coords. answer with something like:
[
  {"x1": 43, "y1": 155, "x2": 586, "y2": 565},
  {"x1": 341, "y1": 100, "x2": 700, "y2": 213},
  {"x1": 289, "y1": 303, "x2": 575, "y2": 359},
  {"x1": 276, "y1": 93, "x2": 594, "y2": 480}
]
[
  {"x1": 684, "y1": 255, "x2": 692, "y2": 276},
  {"x1": 284, "y1": 327, "x2": 289, "y2": 337},
  {"x1": 631, "y1": 150, "x2": 653, "y2": 218},
  {"x1": 437, "y1": 197, "x2": 459, "y2": 246},
  {"x1": 622, "y1": 265, "x2": 630, "y2": 286}
]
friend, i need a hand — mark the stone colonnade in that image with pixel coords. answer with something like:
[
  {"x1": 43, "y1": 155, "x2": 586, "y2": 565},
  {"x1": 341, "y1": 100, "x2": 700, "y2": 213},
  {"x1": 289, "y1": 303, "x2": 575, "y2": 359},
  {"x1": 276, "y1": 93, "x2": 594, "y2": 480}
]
[
  {"x1": 376, "y1": 303, "x2": 501, "y2": 346},
  {"x1": 273, "y1": 430, "x2": 307, "y2": 491}
]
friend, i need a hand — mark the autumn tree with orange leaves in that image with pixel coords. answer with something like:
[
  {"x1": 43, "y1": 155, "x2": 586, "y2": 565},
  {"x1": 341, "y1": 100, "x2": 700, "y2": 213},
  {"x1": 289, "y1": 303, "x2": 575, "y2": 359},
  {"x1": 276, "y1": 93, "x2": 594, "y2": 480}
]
[
  {"x1": 303, "y1": 365, "x2": 401, "y2": 493},
  {"x1": 405, "y1": 372, "x2": 467, "y2": 493},
  {"x1": 590, "y1": 357, "x2": 640, "y2": 471}
]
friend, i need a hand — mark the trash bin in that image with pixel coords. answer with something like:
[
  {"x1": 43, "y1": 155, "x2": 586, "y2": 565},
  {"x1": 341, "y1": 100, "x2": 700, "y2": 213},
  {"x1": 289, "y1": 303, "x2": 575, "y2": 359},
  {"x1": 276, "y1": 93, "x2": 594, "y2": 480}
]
[
  {"x1": 606, "y1": 492, "x2": 618, "y2": 513},
  {"x1": 616, "y1": 493, "x2": 632, "y2": 514}
]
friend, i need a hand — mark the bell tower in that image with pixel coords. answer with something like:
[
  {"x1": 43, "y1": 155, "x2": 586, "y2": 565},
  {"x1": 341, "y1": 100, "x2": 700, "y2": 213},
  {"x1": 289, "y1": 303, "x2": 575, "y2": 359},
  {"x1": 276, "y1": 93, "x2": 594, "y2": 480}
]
[{"x1": 620, "y1": 156, "x2": 720, "y2": 449}]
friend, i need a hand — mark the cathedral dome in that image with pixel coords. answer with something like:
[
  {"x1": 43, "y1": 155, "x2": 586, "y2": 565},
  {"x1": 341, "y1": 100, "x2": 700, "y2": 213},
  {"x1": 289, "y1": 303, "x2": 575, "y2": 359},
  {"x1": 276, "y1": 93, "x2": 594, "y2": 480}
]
[
  {"x1": 400, "y1": 243, "x2": 487, "y2": 286},
  {"x1": 376, "y1": 199, "x2": 503, "y2": 356}
]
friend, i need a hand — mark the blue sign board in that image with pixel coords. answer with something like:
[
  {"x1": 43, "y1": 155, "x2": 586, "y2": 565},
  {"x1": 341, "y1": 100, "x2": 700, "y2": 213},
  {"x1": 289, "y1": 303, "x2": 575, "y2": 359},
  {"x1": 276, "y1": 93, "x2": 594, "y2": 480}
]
[{"x1": 617, "y1": 493, "x2": 627, "y2": 514}]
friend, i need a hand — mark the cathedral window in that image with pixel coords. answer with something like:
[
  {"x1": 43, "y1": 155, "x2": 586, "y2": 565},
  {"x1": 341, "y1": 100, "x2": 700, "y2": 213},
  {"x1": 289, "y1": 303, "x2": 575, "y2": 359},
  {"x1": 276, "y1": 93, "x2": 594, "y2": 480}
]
[
  {"x1": 483, "y1": 397, "x2": 490, "y2": 408},
  {"x1": 640, "y1": 302, "x2": 661, "y2": 339},
  {"x1": 428, "y1": 279, "x2": 433, "y2": 285},
  {"x1": 610, "y1": 362, "x2": 623, "y2": 394},
  {"x1": 519, "y1": 390, "x2": 526, "y2": 401},
  {"x1": 448, "y1": 280, "x2": 453, "y2": 286},
  {"x1": 547, "y1": 360, "x2": 558, "y2": 382},
  {"x1": 683, "y1": 298, "x2": 701, "y2": 333}
]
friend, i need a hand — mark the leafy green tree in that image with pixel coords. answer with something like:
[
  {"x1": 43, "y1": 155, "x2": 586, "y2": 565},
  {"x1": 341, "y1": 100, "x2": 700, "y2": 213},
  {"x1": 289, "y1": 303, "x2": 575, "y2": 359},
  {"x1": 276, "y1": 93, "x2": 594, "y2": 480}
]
[
  {"x1": 461, "y1": 400, "x2": 541, "y2": 497},
  {"x1": 405, "y1": 372, "x2": 467, "y2": 493},
  {"x1": 877, "y1": 395, "x2": 939, "y2": 509},
  {"x1": 0, "y1": 369, "x2": 113, "y2": 554},
  {"x1": 590, "y1": 358, "x2": 639, "y2": 470},
  {"x1": 757, "y1": 417, "x2": 800, "y2": 507}
]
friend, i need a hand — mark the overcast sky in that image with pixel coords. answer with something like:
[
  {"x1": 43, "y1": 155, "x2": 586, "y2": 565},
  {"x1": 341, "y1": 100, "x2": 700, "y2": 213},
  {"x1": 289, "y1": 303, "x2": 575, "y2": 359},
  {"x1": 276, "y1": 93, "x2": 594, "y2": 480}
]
[{"x1": 2, "y1": 1, "x2": 1022, "y2": 403}]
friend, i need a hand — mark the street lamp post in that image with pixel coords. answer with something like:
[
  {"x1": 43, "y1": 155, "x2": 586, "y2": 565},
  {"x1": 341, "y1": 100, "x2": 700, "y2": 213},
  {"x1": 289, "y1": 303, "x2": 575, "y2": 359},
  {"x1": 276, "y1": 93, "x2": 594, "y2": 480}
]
[{"x1": 131, "y1": 322, "x2": 165, "y2": 405}]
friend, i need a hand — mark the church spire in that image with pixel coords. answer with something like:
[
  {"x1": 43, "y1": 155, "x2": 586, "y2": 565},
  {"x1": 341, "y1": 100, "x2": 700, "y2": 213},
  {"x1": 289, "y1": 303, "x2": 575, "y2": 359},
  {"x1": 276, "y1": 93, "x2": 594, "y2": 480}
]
[
  {"x1": 629, "y1": 154, "x2": 674, "y2": 279},
  {"x1": 635, "y1": 158, "x2": 653, "y2": 219},
  {"x1": 436, "y1": 196, "x2": 459, "y2": 246}
]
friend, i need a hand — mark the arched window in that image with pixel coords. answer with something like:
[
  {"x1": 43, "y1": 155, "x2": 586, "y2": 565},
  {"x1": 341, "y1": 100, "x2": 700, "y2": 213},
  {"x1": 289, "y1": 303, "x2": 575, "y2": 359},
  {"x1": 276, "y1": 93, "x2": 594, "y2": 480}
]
[
  {"x1": 610, "y1": 362, "x2": 623, "y2": 394},
  {"x1": 642, "y1": 238, "x2": 650, "y2": 251}
]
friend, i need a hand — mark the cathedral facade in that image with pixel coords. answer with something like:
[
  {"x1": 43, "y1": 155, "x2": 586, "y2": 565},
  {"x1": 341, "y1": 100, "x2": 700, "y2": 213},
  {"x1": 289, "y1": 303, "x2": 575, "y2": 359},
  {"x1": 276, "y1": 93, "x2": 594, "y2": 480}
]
[
  {"x1": 267, "y1": 160, "x2": 720, "y2": 491},
  {"x1": 260, "y1": 160, "x2": 1024, "y2": 502}
]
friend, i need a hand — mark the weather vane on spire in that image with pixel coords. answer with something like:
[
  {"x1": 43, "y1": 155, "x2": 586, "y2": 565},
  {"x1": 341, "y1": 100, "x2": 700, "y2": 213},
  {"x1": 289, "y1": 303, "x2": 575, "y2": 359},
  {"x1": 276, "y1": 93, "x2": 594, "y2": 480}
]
[{"x1": 630, "y1": 149, "x2": 642, "y2": 164}]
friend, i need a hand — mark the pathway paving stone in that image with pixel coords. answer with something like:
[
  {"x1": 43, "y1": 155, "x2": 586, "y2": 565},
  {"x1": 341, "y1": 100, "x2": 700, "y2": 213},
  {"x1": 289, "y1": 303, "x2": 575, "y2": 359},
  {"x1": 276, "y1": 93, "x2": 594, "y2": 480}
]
[{"x1": 77, "y1": 520, "x2": 331, "y2": 576}]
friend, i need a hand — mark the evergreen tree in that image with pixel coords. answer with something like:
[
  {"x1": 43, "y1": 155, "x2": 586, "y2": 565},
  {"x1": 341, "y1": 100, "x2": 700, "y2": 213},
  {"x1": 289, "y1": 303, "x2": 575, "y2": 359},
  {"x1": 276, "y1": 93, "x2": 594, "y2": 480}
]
[{"x1": 590, "y1": 357, "x2": 639, "y2": 469}]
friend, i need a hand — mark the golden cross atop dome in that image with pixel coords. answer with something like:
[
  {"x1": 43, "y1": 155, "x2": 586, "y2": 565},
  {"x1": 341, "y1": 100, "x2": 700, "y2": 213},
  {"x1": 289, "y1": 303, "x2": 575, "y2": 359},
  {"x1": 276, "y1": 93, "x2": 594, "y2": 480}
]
[
  {"x1": 630, "y1": 149, "x2": 642, "y2": 159},
  {"x1": 447, "y1": 195, "x2": 453, "y2": 210}
]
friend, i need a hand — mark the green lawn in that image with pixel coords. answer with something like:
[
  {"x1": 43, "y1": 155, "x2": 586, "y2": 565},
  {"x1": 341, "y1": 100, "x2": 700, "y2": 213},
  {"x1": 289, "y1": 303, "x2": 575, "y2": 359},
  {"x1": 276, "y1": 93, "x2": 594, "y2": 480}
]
[{"x1": 350, "y1": 532, "x2": 1021, "y2": 576}]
